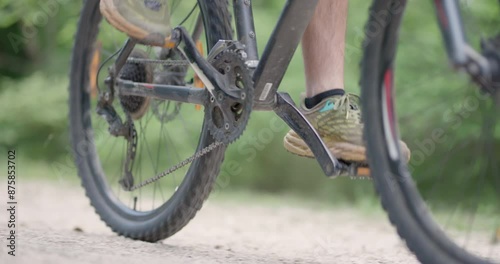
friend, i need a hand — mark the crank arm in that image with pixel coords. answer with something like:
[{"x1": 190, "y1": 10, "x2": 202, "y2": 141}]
[
  {"x1": 173, "y1": 27, "x2": 242, "y2": 100},
  {"x1": 274, "y1": 92, "x2": 348, "y2": 177}
]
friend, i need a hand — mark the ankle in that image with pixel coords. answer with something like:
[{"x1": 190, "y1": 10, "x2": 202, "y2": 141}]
[{"x1": 304, "y1": 89, "x2": 345, "y2": 109}]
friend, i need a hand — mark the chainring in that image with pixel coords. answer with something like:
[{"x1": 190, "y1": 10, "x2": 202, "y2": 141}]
[{"x1": 205, "y1": 50, "x2": 254, "y2": 144}]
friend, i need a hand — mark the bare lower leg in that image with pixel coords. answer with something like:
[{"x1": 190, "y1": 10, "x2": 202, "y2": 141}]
[{"x1": 302, "y1": 0, "x2": 348, "y2": 98}]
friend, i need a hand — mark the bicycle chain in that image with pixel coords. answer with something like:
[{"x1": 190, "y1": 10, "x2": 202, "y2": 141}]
[
  {"x1": 122, "y1": 52, "x2": 369, "y2": 189},
  {"x1": 129, "y1": 141, "x2": 224, "y2": 191},
  {"x1": 123, "y1": 53, "x2": 226, "y2": 191}
]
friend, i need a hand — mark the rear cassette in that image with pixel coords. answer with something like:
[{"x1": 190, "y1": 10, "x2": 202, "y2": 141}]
[{"x1": 119, "y1": 49, "x2": 154, "y2": 120}]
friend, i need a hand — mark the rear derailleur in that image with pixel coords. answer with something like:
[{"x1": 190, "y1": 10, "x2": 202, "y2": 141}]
[
  {"x1": 96, "y1": 47, "x2": 153, "y2": 190},
  {"x1": 96, "y1": 85, "x2": 137, "y2": 191}
]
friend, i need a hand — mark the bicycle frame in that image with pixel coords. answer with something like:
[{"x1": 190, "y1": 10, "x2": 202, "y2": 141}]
[
  {"x1": 117, "y1": 0, "x2": 318, "y2": 108},
  {"x1": 116, "y1": 0, "x2": 348, "y2": 176},
  {"x1": 239, "y1": 0, "x2": 319, "y2": 110},
  {"x1": 434, "y1": 0, "x2": 494, "y2": 89},
  {"x1": 115, "y1": 0, "x2": 496, "y2": 177}
]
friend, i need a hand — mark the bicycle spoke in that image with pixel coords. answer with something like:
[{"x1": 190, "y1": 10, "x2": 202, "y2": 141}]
[
  {"x1": 377, "y1": 1, "x2": 500, "y2": 261},
  {"x1": 70, "y1": 0, "x2": 231, "y2": 243}
]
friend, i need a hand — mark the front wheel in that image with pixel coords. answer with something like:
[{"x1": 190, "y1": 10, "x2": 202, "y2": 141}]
[
  {"x1": 69, "y1": 0, "x2": 232, "y2": 242},
  {"x1": 362, "y1": 0, "x2": 500, "y2": 263}
]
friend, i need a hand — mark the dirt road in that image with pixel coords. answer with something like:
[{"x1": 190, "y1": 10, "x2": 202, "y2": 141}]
[{"x1": 0, "y1": 180, "x2": 418, "y2": 264}]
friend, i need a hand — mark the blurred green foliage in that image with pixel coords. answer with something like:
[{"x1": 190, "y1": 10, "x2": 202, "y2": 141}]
[
  {"x1": 0, "y1": 0, "x2": 499, "y2": 205},
  {"x1": 0, "y1": 0, "x2": 79, "y2": 77}
]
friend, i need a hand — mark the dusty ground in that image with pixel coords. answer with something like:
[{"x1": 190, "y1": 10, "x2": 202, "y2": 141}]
[{"x1": 0, "y1": 180, "x2": 419, "y2": 264}]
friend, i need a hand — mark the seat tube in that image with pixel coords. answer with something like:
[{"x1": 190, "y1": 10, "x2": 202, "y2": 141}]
[{"x1": 233, "y1": 0, "x2": 259, "y2": 67}]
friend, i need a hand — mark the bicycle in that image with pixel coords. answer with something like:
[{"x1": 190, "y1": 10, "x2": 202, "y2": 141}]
[{"x1": 69, "y1": 0, "x2": 500, "y2": 263}]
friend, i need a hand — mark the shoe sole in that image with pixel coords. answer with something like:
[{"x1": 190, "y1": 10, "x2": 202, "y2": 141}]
[
  {"x1": 283, "y1": 130, "x2": 371, "y2": 177},
  {"x1": 284, "y1": 130, "x2": 411, "y2": 177},
  {"x1": 284, "y1": 130, "x2": 367, "y2": 161},
  {"x1": 100, "y1": 0, "x2": 172, "y2": 47}
]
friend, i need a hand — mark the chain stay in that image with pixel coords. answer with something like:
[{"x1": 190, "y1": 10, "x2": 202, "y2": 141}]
[{"x1": 127, "y1": 57, "x2": 189, "y2": 66}]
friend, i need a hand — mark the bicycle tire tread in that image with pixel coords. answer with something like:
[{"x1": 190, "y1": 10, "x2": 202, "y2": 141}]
[
  {"x1": 361, "y1": 1, "x2": 493, "y2": 263},
  {"x1": 69, "y1": 0, "x2": 232, "y2": 242}
]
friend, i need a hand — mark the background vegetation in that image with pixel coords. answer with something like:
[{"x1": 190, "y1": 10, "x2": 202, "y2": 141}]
[{"x1": 0, "y1": 0, "x2": 498, "y2": 206}]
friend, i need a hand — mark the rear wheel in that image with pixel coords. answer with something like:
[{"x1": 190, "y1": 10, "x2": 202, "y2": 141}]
[
  {"x1": 362, "y1": 0, "x2": 500, "y2": 263},
  {"x1": 69, "y1": 0, "x2": 232, "y2": 242}
]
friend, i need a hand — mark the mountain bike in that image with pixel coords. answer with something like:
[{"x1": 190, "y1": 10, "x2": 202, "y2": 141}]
[{"x1": 69, "y1": 0, "x2": 500, "y2": 263}]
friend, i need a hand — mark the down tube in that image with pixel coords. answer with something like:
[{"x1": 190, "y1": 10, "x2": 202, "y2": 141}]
[{"x1": 252, "y1": 0, "x2": 319, "y2": 110}]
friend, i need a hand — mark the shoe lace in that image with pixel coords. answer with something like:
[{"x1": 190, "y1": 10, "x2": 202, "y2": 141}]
[{"x1": 337, "y1": 93, "x2": 362, "y2": 121}]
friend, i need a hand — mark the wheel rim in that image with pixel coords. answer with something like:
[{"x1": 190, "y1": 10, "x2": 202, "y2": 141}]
[
  {"x1": 76, "y1": 0, "x2": 220, "y2": 219},
  {"x1": 372, "y1": 1, "x2": 500, "y2": 262}
]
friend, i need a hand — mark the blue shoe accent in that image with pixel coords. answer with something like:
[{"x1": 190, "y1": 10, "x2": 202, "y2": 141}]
[
  {"x1": 145, "y1": 0, "x2": 163, "y2": 11},
  {"x1": 319, "y1": 100, "x2": 335, "y2": 113}
]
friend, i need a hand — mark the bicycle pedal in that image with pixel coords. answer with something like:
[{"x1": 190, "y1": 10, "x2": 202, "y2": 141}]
[
  {"x1": 356, "y1": 167, "x2": 371, "y2": 178},
  {"x1": 274, "y1": 92, "x2": 344, "y2": 177},
  {"x1": 339, "y1": 162, "x2": 371, "y2": 179}
]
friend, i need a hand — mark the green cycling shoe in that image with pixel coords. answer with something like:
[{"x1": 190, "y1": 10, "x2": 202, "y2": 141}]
[
  {"x1": 100, "y1": 0, "x2": 172, "y2": 46},
  {"x1": 284, "y1": 92, "x2": 410, "y2": 174}
]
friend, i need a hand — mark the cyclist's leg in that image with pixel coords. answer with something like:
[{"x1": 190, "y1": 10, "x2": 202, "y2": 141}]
[
  {"x1": 285, "y1": 0, "x2": 368, "y2": 161},
  {"x1": 302, "y1": 0, "x2": 348, "y2": 98},
  {"x1": 286, "y1": 0, "x2": 409, "y2": 165}
]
